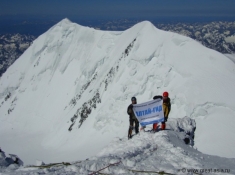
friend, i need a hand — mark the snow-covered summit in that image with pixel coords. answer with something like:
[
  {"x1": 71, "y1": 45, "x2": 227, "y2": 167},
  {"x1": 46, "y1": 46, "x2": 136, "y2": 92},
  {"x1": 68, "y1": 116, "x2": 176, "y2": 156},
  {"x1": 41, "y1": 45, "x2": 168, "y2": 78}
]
[
  {"x1": 59, "y1": 18, "x2": 72, "y2": 24},
  {"x1": 0, "y1": 19, "x2": 235, "y2": 165}
]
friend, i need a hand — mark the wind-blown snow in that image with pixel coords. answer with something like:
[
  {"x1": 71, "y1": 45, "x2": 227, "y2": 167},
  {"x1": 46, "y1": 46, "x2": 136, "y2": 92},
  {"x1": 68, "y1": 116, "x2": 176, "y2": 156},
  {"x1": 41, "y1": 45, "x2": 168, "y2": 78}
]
[{"x1": 0, "y1": 18, "x2": 235, "y2": 167}]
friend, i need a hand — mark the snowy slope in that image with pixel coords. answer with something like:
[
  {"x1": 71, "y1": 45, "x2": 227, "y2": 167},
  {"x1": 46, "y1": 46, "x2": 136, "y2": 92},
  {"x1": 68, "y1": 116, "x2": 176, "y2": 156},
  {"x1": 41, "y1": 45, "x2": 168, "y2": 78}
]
[
  {"x1": 225, "y1": 54, "x2": 235, "y2": 64},
  {"x1": 1, "y1": 118, "x2": 235, "y2": 174},
  {"x1": 0, "y1": 19, "x2": 235, "y2": 165}
]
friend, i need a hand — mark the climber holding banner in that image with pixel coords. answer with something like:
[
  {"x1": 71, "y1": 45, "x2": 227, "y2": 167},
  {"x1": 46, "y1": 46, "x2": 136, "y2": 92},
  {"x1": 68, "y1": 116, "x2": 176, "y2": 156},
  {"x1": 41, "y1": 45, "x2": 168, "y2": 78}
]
[{"x1": 132, "y1": 98, "x2": 164, "y2": 127}]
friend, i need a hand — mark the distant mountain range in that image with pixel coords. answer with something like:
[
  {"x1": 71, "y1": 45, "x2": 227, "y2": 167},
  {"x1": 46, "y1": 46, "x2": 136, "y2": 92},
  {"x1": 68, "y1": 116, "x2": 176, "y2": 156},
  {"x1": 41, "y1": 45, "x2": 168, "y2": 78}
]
[
  {"x1": 0, "y1": 20, "x2": 234, "y2": 77},
  {"x1": 155, "y1": 21, "x2": 235, "y2": 54},
  {"x1": 0, "y1": 34, "x2": 35, "y2": 76}
]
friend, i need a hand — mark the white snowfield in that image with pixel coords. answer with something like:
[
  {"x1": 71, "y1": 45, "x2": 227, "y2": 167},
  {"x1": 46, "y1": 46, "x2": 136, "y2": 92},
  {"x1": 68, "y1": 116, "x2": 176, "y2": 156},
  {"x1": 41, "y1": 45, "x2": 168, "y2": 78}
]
[
  {"x1": 0, "y1": 18, "x2": 235, "y2": 173},
  {"x1": 1, "y1": 118, "x2": 235, "y2": 174}
]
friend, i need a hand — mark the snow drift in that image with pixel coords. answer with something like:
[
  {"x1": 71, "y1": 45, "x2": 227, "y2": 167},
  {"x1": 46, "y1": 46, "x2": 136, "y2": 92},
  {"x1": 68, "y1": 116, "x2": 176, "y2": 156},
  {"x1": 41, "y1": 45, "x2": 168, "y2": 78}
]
[{"x1": 0, "y1": 18, "x2": 235, "y2": 165}]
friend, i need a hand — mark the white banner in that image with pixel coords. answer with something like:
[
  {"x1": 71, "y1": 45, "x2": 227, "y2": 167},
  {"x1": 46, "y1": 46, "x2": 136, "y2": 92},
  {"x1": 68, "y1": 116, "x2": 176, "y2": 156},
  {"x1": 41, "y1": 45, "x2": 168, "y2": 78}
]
[{"x1": 133, "y1": 99, "x2": 164, "y2": 126}]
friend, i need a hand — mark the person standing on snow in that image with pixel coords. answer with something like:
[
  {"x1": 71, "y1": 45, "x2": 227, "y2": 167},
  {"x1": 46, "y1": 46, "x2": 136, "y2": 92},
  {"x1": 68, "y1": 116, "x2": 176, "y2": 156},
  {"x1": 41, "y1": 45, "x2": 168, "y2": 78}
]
[
  {"x1": 127, "y1": 97, "x2": 139, "y2": 139},
  {"x1": 152, "y1": 91, "x2": 171, "y2": 131}
]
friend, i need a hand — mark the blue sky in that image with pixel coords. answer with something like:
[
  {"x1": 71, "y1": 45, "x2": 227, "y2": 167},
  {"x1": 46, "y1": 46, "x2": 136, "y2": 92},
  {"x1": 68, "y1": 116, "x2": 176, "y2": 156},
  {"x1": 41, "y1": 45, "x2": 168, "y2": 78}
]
[{"x1": 0, "y1": 0, "x2": 235, "y2": 20}]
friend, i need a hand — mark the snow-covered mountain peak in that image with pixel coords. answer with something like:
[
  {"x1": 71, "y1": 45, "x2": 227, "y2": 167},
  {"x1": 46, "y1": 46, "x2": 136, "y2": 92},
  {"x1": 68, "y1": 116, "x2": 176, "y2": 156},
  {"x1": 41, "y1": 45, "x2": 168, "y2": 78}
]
[
  {"x1": 50, "y1": 18, "x2": 95, "y2": 34},
  {"x1": 0, "y1": 19, "x2": 235, "y2": 165},
  {"x1": 130, "y1": 20, "x2": 157, "y2": 32},
  {"x1": 58, "y1": 18, "x2": 72, "y2": 25}
]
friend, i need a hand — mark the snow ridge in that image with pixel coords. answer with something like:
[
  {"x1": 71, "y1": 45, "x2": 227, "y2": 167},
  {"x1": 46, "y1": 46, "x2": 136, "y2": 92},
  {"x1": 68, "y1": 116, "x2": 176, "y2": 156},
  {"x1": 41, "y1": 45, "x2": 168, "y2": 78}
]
[{"x1": 1, "y1": 118, "x2": 235, "y2": 174}]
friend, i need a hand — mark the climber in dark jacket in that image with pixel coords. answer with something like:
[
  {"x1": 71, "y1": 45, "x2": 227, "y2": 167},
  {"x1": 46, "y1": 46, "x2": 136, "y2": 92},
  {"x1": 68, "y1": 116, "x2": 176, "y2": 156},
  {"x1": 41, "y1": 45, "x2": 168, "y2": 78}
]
[
  {"x1": 153, "y1": 91, "x2": 171, "y2": 131},
  {"x1": 127, "y1": 97, "x2": 139, "y2": 139}
]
